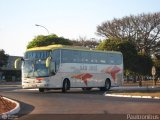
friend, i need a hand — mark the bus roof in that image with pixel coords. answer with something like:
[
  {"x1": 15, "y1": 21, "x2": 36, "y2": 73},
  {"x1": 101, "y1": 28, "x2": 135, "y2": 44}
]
[
  {"x1": 26, "y1": 44, "x2": 62, "y2": 51},
  {"x1": 27, "y1": 44, "x2": 89, "y2": 51},
  {"x1": 26, "y1": 44, "x2": 122, "y2": 54}
]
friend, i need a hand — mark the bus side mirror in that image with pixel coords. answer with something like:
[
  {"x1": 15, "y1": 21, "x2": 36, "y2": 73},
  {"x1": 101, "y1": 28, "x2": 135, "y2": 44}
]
[
  {"x1": 46, "y1": 57, "x2": 52, "y2": 68},
  {"x1": 14, "y1": 58, "x2": 22, "y2": 69}
]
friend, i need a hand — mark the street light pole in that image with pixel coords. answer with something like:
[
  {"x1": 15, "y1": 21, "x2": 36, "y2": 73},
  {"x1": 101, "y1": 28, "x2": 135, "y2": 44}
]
[{"x1": 35, "y1": 24, "x2": 49, "y2": 35}]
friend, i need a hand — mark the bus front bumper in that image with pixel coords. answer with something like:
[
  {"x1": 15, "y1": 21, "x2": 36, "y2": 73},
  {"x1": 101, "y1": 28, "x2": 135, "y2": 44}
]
[{"x1": 22, "y1": 82, "x2": 49, "y2": 89}]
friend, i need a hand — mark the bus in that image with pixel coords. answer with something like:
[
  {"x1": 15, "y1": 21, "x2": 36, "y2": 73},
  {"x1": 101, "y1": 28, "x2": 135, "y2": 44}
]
[{"x1": 15, "y1": 44, "x2": 123, "y2": 92}]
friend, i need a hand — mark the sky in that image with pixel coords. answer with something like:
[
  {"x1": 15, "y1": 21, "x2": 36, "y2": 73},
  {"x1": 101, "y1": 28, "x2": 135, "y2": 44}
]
[{"x1": 0, "y1": 0, "x2": 160, "y2": 56}]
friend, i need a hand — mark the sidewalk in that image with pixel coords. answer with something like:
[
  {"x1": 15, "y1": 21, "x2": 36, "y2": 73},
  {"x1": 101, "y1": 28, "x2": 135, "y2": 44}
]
[
  {"x1": 0, "y1": 82, "x2": 21, "y2": 87},
  {"x1": 105, "y1": 86, "x2": 160, "y2": 98}
]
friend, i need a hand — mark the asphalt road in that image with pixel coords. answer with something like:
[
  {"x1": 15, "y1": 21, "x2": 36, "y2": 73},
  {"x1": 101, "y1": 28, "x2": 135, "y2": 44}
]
[{"x1": 0, "y1": 87, "x2": 160, "y2": 120}]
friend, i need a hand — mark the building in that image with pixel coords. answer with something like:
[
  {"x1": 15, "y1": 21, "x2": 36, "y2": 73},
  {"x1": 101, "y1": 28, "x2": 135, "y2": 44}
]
[{"x1": 0, "y1": 56, "x2": 21, "y2": 81}]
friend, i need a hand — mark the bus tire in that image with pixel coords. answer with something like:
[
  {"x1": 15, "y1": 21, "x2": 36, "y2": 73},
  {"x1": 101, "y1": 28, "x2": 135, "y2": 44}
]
[
  {"x1": 100, "y1": 79, "x2": 111, "y2": 91},
  {"x1": 39, "y1": 88, "x2": 45, "y2": 92},
  {"x1": 104, "y1": 79, "x2": 111, "y2": 91},
  {"x1": 62, "y1": 79, "x2": 70, "y2": 93}
]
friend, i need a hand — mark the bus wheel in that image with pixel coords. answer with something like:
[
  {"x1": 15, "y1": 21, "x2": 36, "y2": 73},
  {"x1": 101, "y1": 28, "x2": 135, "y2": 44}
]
[
  {"x1": 39, "y1": 88, "x2": 45, "y2": 92},
  {"x1": 104, "y1": 79, "x2": 111, "y2": 91},
  {"x1": 62, "y1": 79, "x2": 70, "y2": 93},
  {"x1": 99, "y1": 79, "x2": 111, "y2": 91}
]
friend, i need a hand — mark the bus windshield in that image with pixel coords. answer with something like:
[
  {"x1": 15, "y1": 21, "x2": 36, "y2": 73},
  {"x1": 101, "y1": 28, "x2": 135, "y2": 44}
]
[{"x1": 22, "y1": 59, "x2": 49, "y2": 78}]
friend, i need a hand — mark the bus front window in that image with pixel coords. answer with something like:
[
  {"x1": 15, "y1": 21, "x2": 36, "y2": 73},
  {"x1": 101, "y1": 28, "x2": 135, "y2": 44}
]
[
  {"x1": 22, "y1": 60, "x2": 34, "y2": 78},
  {"x1": 34, "y1": 59, "x2": 49, "y2": 77},
  {"x1": 23, "y1": 59, "x2": 49, "y2": 78}
]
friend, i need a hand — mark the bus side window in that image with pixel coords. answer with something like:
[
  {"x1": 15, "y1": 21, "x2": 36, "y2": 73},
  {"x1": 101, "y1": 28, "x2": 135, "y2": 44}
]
[
  {"x1": 108, "y1": 53, "x2": 114, "y2": 64},
  {"x1": 99, "y1": 53, "x2": 106, "y2": 64},
  {"x1": 72, "y1": 50, "x2": 81, "y2": 63},
  {"x1": 50, "y1": 62, "x2": 56, "y2": 75},
  {"x1": 114, "y1": 54, "x2": 122, "y2": 65},
  {"x1": 90, "y1": 52, "x2": 94, "y2": 63},
  {"x1": 51, "y1": 50, "x2": 60, "y2": 72},
  {"x1": 81, "y1": 51, "x2": 90, "y2": 63},
  {"x1": 61, "y1": 49, "x2": 70, "y2": 63},
  {"x1": 90, "y1": 52, "x2": 98, "y2": 64}
]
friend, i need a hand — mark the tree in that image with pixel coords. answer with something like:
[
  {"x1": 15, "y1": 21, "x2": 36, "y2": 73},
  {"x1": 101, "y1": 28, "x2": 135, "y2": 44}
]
[
  {"x1": 97, "y1": 12, "x2": 160, "y2": 55},
  {"x1": 71, "y1": 37, "x2": 99, "y2": 48},
  {"x1": 27, "y1": 34, "x2": 100, "y2": 50},
  {"x1": 135, "y1": 54, "x2": 153, "y2": 76},
  {"x1": 153, "y1": 59, "x2": 160, "y2": 77},
  {"x1": 97, "y1": 38, "x2": 121, "y2": 51},
  {"x1": 0, "y1": 49, "x2": 8, "y2": 69},
  {"x1": 27, "y1": 34, "x2": 73, "y2": 49}
]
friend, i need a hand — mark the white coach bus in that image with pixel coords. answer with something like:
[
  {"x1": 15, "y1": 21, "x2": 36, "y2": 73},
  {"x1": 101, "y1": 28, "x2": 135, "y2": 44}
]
[{"x1": 15, "y1": 44, "x2": 123, "y2": 92}]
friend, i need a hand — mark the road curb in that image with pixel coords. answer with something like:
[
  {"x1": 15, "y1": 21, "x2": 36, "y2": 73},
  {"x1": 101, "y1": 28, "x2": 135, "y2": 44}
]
[
  {"x1": 1, "y1": 97, "x2": 20, "y2": 115},
  {"x1": 104, "y1": 93, "x2": 160, "y2": 99}
]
